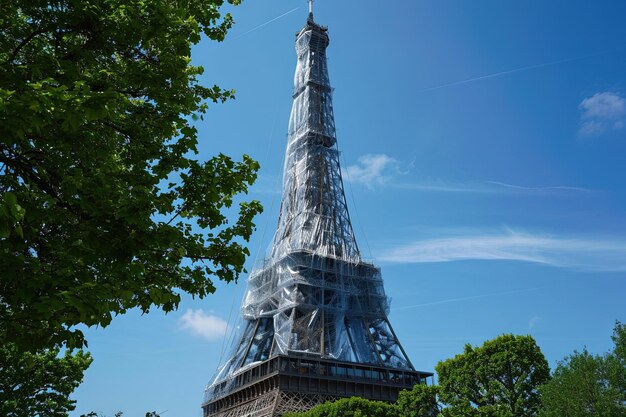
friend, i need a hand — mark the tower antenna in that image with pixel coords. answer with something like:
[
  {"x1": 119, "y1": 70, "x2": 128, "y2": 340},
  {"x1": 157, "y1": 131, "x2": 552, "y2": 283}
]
[{"x1": 309, "y1": 0, "x2": 314, "y2": 18}]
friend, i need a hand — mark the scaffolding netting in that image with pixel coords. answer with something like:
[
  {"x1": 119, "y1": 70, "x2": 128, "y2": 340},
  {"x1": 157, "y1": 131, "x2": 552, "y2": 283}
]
[{"x1": 205, "y1": 18, "x2": 414, "y2": 403}]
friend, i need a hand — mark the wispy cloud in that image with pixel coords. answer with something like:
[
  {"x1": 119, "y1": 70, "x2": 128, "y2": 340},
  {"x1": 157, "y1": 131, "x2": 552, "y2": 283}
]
[
  {"x1": 179, "y1": 310, "x2": 228, "y2": 342},
  {"x1": 343, "y1": 154, "x2": 405, "y2": 189},
  {"x1": 379, "y1": 230, "x2": 626, "y2": 272},
  {"x1": 394, "y1": 287, "x2": 542, "y2": 311},
  {"x1": 528, "y1": 316, "x2": 543, "y2": 330},
  {"x1": 579, "y1": 91, "x2": 626, "y2": 137}
]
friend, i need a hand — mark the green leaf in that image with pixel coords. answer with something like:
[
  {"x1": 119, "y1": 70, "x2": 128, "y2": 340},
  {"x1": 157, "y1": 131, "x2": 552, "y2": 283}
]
[{"x1": 0, "y1": 0, "x2": 259, "y2": 361}]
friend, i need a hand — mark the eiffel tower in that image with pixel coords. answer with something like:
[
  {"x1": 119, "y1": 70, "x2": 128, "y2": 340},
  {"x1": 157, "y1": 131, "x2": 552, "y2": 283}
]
[{"x1": 203, "y1": 5, "x2": 432, "y2": 416}]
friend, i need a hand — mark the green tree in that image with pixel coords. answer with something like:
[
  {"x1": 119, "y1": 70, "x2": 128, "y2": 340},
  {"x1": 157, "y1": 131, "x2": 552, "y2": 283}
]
[
  {"x1": 0, "y1": 0, "x2": 262, "y2": 352},
  {"x1": 396, "y1": 384, "x2": 441, "y2": 417},
  {"x1": 283, "y1": 397, "x2": 397, "y2": 417},
  {"x1": 539, "y1": 322, "x2": 626, "y2": 417},
  {"x1": 436, "y1": 334, "x2": 550, "y2": 417},
  {"x1": 610, "y1": 321, "x2": 626, "y2": 395},
  {"x1": 0, "y1": 344, "x2": 92, "y2": 417}
]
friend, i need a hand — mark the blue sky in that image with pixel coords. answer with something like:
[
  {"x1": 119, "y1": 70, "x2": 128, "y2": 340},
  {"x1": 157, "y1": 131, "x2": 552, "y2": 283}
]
[{"x1": 71, "y1": 1, "x2": 626, "y2": 416}]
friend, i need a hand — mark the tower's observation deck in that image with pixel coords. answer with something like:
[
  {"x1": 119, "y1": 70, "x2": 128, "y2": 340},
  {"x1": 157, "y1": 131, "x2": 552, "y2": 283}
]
[{"x1": 203, "y1": 12, "x2": 432, "y2": 417}]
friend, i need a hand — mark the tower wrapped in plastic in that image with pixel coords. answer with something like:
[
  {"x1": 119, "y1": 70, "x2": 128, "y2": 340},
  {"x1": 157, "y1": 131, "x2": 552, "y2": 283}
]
[{"x1": 202, "y1": 12, "x2": 432, "y2": 417}]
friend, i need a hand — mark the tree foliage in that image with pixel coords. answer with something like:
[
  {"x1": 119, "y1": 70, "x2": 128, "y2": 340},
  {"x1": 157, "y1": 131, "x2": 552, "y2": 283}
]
[
  {"x1": 396, "y1": 384, "x2": 441, "y2": 417},
  {"x1": 0, "y1": 0, "x2": 262, "y2": 352},
  {"x1": 283, "y1": 397, "x2": 397, "y2": 417},
  {"x1": 283, "y1": 386, "x2": 439, "y2": 417},
  {"x1": 436, "y1": 334, "x2": 550, "y2": 417},
  {"x1": 0, "y1": 344, "x2": 92, "y2": 417},
  {"x1": 539, "y1": 322, "x2": 626, "y2": 417}
]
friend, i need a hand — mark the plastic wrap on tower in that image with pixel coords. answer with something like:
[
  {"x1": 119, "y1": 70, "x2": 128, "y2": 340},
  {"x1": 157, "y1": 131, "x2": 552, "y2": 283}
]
[
  {"x1": 205, "y1": 18, "x2": 414, "y2": 403},
  {"x1": 274, "y1": 24, "x2": 357, "y2": 262}
]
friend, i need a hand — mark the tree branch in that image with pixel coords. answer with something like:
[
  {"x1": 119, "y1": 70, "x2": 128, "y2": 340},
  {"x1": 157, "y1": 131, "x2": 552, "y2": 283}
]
[{"x1": 8, "y1": 25, "x2": 56, "y2": 64}]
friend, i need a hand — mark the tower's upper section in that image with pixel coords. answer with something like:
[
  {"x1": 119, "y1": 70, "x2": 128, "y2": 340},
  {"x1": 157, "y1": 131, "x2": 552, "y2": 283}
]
[
  {"x1": 290, "y1": 18, "x2": 331, "y2": 140},
  {"x1": 270, "y1": 15, "x2": 360, "y2": 262}
]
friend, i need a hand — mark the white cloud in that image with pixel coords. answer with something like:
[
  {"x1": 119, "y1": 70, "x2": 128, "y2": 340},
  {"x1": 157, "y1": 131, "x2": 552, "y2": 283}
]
[
  {"x1": 579, "y1": 91, "x2": 626, "y2": 137},
  {"x1": 528, "y1": 316, "x2": 542, "y2": 330},
  {"x1": 343, "y1": 154, "x2": 403, "y2": 188},
  {"x1": 379, "y1": 230, "x2": 626, "y2": 272},
  {"x1": 179, "y1": 309, "x2": 228, "y2": 342},
  {"x1": 580, "y1": 92, "x2": 626, "y2": 119}
]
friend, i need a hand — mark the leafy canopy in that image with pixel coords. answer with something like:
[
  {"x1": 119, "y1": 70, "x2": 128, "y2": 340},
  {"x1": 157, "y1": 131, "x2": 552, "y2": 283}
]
[
  {"x1": 395, "y1": 384, "x2": 441, "y2": 417},
  {"x1": 0, "y1": 0, "x2": 262, "y2": 351},
  {"x1": 283, "y1": 397, "x2": 397, "y2": 417},
  {"x1": 0, "y1": 344, "x2": 92, "y2": 417},
  {"x1": 436, "y1": 334, "x2": 550, "y2": 417},
  {"x1": 539, "y1": 321, "x2": 626, "y2": 417},
  {"x1": 282, "y1": 386, "x2": 440, "y2": 417}
]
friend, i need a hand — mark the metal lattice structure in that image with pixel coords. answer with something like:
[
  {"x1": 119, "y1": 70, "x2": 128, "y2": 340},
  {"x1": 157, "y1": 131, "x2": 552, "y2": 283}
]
[{"x1": 203, "y1": 10, "x2": 432, "y2": 417}]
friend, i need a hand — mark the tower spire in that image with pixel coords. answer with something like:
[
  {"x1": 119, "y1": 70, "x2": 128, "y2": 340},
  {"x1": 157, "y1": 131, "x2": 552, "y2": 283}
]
[{"x1": 307, "y1": 0, "x2": 314, "y2": 23}]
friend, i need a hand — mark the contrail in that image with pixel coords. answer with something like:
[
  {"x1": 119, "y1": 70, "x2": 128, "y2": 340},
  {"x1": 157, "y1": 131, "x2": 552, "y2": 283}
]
[
  {"x1": 484, "y1": 180, "x2": 594, "y2": 193},
  {"x1": 393, "y1": 287, "x2": 543, "y2": 311},
  {"x1": 417, "y1": 48, "x2": 622, "y2": 92},
  {"x1": 232, "y1": 7, "x2": 300, "y2": 40}
]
